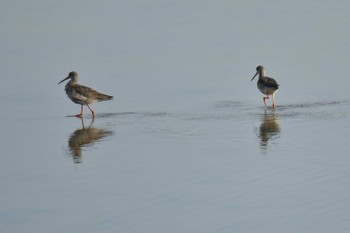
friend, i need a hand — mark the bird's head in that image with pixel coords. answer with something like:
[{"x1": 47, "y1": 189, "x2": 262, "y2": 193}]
[
  {"x1": 58, "y1": 71, "x2": 78, "y2": 84},
  {"x1": 251, "y1": 65, "x2": 265, "y2": 81}
]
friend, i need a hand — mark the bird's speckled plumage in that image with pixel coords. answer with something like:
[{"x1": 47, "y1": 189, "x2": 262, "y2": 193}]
[{"x1": 58, "y1": 71, "x2": 113, "y2": 117}]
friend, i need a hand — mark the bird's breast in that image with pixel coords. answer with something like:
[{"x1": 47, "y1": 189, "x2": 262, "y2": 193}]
[{"x1": 257, "y1": 80, "x2": 278, "y2": 96}]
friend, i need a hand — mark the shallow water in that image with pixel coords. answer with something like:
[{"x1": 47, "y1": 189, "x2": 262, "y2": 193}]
[{"x1": 1, "y1": 1, "x2": 350, "y2": 233}]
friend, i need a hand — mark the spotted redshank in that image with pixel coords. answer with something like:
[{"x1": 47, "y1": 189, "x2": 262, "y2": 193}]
[
  {"x1": 251, "y1": 65, "x2": 279, "y2": 108},
  {"x1": 58, "y1": 71, "x2": 113, "y2": 118}
]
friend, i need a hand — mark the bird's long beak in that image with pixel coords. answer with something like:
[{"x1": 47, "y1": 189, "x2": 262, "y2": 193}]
[
  {"x1": 251, "y1": 72, "x2": 258, "y2": 81},
  {"x1": 58, "y1": 76, "x2": 70, "y2": 84}
]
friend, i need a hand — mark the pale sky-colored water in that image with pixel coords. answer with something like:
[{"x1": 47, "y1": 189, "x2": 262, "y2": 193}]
[{"x1": 1, "y1": 1, "x2": 350, "y2": 233}]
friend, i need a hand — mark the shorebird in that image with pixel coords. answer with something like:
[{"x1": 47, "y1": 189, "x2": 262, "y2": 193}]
[
  {"x1": 251, "y1": 65, "x2": 279, "y2": 108},
  {"x1": 58, "y1": 71, "x2": 113, "y2": 118}
]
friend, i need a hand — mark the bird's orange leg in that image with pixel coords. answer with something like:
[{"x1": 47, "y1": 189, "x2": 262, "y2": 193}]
[
  {"x1": 86, "y1": 104, "x2": 95, "y2": 118},
  {"x1": 263, "y1": 95, "x2": 270, "y2": 106},
  {"x1": 74, "y1": 105, "x2": 83, "y2": 118},
  {"x1": 272, "y1": 94, "x2": 276, "y2": 108}
]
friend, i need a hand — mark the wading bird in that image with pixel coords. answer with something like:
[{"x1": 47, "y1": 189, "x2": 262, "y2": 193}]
[
  {"x1": 251, "y1": 66, "x2": 279, "y2": 108},
  {"x1": 58, "y1": 71, "x2": 113, "y2": 118}
]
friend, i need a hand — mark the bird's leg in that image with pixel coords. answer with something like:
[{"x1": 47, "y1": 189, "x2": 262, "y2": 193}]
[
  {"x1": 74, "y1": 105, "x2": 83, "y2": 118},
  {"x1": 86, "y1": 104, "x2": 95, "y2": 118},
  {"x1": 263, "y1": 95, "x2": 270, "y2": 106},
  {"x1": 272, "y1": 94, "x2": 276, "y2": 108}
]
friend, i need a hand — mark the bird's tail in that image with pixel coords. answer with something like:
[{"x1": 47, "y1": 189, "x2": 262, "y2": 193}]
[{"x1": 97, "y1": 94, "x2": 114, "y2": 101}]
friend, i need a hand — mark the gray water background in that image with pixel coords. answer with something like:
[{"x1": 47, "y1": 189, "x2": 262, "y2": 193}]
[{"x1": 1, "y1": 1, "x2": 350, "y2": 232}]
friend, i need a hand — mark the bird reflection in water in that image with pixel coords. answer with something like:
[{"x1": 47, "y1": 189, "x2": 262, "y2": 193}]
[
  {"x1": 259, "y1": 110, "x2": 281, "y2": 153},
  {"x1": 67, "y1": 118, "x2": 113, "y2": 163}
]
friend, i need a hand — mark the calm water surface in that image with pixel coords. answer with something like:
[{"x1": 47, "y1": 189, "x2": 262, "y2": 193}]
[{"x1": 1, "y1": 1, "x2": 350, "y2": 233}]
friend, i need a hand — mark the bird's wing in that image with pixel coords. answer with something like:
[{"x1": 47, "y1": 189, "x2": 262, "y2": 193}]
[
  {"x1": 264, "y1": 77, "x2": 279, "y2": 88},
  {"x1": 73, "y1": 84, "x2": 113, "y2": 100},
  {"x1": 73, "y1": 84, "x2": 101, "y2": 98}
]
